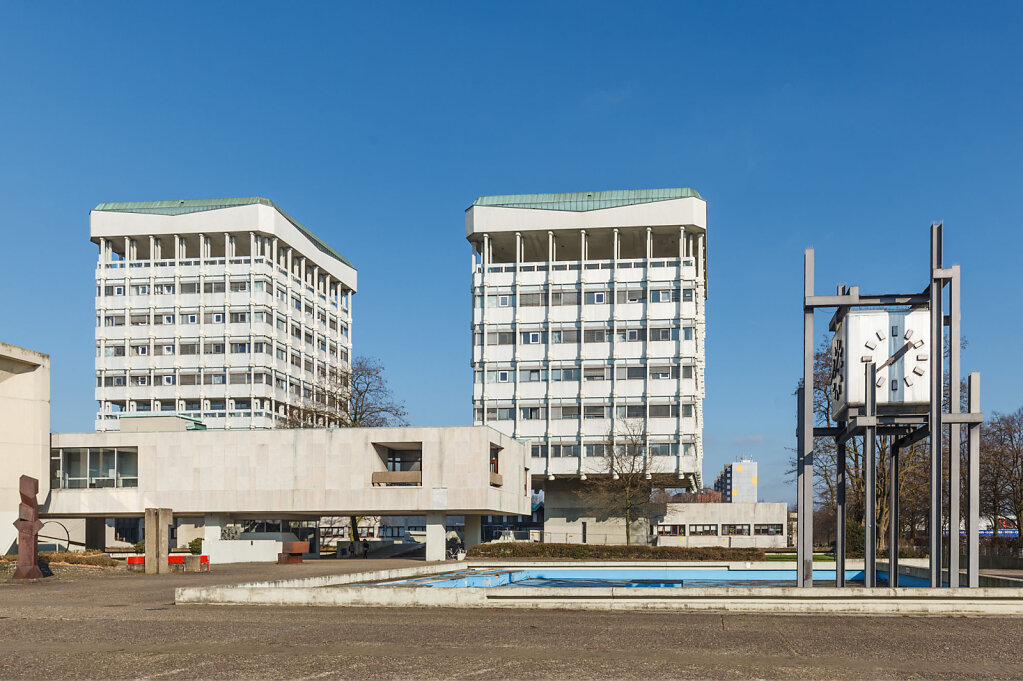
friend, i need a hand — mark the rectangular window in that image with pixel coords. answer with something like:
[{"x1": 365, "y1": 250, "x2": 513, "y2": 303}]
[
  {"x1": 722, "y1": 524, "x2": 751, "y2": 536},
  {"x1": 681, "y1": 404, "x2": 694, "y2": 417},
  {"x1": 551, "y1": 368, "x2": 580, "y2": 381},
  {"x1": 682, "y1": 365, "x2": 694, "y2": 379},
  {"x1": 230, "y1": 342, "x2": 249, "y2": 354},
  {"x1": 521, "y1": 331, "x2": 544, "y2": 345},
  {"x1": 160, "y1": 314, "x2": 175, "y2": 325},
  {"x1": 103, "y1": 345, "x2": 126, "y2": 357},
  {"x1": 583, "y1": 329, "x2": 607, "y2": 343},
  {"x1": 212, "y1": 313, "x2": 225, "y2": 323},
  {"x1": 130, "y1": 285, "x2": 148, "y2": 295},
  {"x1": 519, "y1": 407, "x2": 544, "y2": 420},
  {"x1": 754, "y1": 524, "x2": 784, "y2": 536},
  {"x1": 230, "y1": 281, "x2": 248, "y2": 292},
  {"x1": 689, "y1": 524, "x2": 718, "y2": 536},
  {"x1": 650, "y1": 289, "x2": 680, "y2": 303},
  {"x1": 519, "y1": 292, "x2": 544, "y2": 307},
  {"x1": 583, "y1": 367, "x2": 609, "y2": 381},
  {"x1": 180, "y1": 282, "x2": 199, "y2": 294},
  {"x1": 551, "y1": 291, "x2": 580, "y2": 306},
  {"x1": 584, "y1": 405, "x2": 610, "y2": 419},
  {"x1": 162, "y1": 375, "x2": 176, "y2": 386},
  {"x1": 552, "y1": 405, "x2": 580, "y2": 420},
  {"x1": 518, "y1": 368, "x2": 547, "y2": 382},
  {"x1": 132, "y1": 345, "x2": 148, "y2": 356},
  {"x1": 179, "y1": 343, "x2": 198, "y2": 355},
  {"x1": 615, "y1": 366, "x2": 646, "y2": 380},
  {"x1": 486, "y1": 332, "x2": 515, "y2": 345},
  {"x1": 616, "y1": 289, "x2": 645, "y2": 303},
  {"x1": 203, "y1": 281, "x2": 226, "y2": 293},
  {"x1": 584, "y1": 291, "x2": 606, "y2": 305},
  {"x1": 683, "y1": 327, "x2": 695, "y2": 341},
  {"x1": 649, "y1": 404, "x2": 674, "y2": 418},
  {"x1": 683, "y1": 288, "x2": 694, "y2": 302},
  {"x1": 204, "y1": 343, "x2": 225, "y2": 355},
  {"x1": 584, "y1": 443, "x2": 606, "y2": 457},
  {"x1": 615, "y1": 404, "x2": 645, "y2": 419},
  {"x1": 230, "y1": 312, "x2": 248, "y2": 323}
]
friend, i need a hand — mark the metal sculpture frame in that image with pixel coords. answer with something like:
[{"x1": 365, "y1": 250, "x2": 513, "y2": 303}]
[{"x1": 797, "y1": 224, "x2": 983, "y2": 588}]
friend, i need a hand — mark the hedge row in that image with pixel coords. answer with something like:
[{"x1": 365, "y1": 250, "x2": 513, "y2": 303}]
[
  {"x1": 1, "y1": 551, "x2": 120, "y2": 567},
  {"x1": 467, "y1": 542, "x2": 765, "y2": 561}
]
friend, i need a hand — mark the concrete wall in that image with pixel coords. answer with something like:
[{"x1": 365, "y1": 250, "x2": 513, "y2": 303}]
[
  {"x1": 542, "y1": 479, "x2": 650, "y2": 545},
  {"x1": 0, "y1": 343, "x2": 50, "y2": 555},
  {"x1": 47, "y1": 426, "x2": 530, "y2": 518},
  {"x1": 655, "y1": 502, "x2": 788, "y2": 548}
]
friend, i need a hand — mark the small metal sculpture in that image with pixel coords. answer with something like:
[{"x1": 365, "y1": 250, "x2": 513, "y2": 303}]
[{"x1": 13, "y1": 475, "x2": 43, "y2": 580}]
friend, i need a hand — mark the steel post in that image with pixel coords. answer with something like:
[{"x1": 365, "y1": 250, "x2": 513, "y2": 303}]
[
  {"x1": 948, "y1": 265, "x2": 961, "y2": 586},
  {"x1": 836, "y1": 430, "x2": 846, "y2": 587},
  {"x1": 928, "y1": 222, "x2": 944, "y2": 587},
  {"x1": 864, "y1": 362, "x2": 877, "y2": 587},
  {"x1": 796, "y1": 386, "x2": 806, "y2": 587},
  {"x1": 800, "y1": 249, "x2": 815, "y2": 587},
  {"x1": 967, "y1": 372, "x2": 981, "y2": 587},
  {"x1": 889, "y1": 443, "x2": 900, "y2": 587}
]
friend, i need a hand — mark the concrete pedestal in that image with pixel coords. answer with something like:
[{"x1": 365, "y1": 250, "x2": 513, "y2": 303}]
[
  {"x1": 144, "y1": 507, "x2": 173, "y2": 574},
  {"x1": 426, "y1": 512, "x2": 446, "y2": 561}
]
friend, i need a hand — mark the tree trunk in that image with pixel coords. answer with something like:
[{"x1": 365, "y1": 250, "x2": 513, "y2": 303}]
[{"x1": 349, "y1": 515, "x2": 361, "y2": 542}]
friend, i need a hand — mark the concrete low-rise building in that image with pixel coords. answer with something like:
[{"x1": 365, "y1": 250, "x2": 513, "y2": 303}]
[
  {"x1": 654, "y1": 502, "x2": 788, "y2": 549},
  {"x1": 2, "y1": 342, "x2": 530, "y2": 562}
]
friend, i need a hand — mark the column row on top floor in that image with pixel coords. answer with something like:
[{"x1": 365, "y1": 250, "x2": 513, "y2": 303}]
[
  {"x1": 95, "y1": 232, "x2": 353, "y2": 304},
  {"x1": 470, "y1": 226, "x2": 705, "y2": 275}
]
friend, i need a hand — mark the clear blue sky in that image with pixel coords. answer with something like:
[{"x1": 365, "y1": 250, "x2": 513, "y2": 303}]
[{"x1": 2, "y1": 3, "x2": 1021, "y2": 503}]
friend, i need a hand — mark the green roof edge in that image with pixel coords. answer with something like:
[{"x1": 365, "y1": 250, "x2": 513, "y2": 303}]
[
  {"x1": 93, "y1": 197, "x2": 353, "y2": 269},
  {"x1": 470, "y1": 187, "x2": 702, "y2": 212}
]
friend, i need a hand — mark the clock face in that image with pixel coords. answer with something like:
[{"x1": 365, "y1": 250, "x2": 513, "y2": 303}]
[{"x1": 830, "y1": 310, "x2": 930, "y2": 418}]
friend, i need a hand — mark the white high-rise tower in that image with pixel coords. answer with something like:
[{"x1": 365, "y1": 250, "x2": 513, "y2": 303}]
[
  {"x1": 91, "y1": 197, "x2": 356, "y2": 431},
  {"x1": 466, "y1": 188, "x2": 707, "y2": 496}
]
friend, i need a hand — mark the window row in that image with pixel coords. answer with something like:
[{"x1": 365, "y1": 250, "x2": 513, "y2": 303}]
[
  {"x1": 477, "y1": 288, "x2": 695, "y2": 308},
  {"x1": 529, "y1": 442, "x2": 695, "y2": 458},
  {"x1": 477, "y1": 364, "x2": 695, "y2": 383},
  {"x1": 655, "y1": 524, "x2": 784, "y2": 537},
  {"x1": 476, "y1": 326, "x2": 695, "y2": 346},
  {"x1": 98, "y1": 308, "x2": 348, "y2": 336},
  {"x1": 476, "y1": 404, "x2": 694, "y2": 421},
  {"x1": 100, "y1": 280, "x2": 266, "y2": 297}
]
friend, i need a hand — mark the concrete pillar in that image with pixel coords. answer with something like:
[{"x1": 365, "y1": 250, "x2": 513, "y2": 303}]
[
  {"x1": 426, "y1": 511, "x2": 446, "y2": 562},
  {"x1": 157, "y1": 508, "x2": 172, "y2": 574},
  {"x1": 464, "y1": 515, "x2": 482, "y2": 548},
  {"x1": 144, "y1": 508, "x2": 158, "y2": 574}
]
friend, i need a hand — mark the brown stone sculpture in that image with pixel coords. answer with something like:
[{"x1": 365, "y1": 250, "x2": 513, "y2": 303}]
[{"x1": 13, "y1": 475, "x2": 44, "y2": 579}]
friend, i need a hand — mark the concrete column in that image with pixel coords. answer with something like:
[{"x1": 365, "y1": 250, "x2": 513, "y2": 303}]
[
  {"x1": 613, "y1": 228, "x2": 620, "y2": 261},
  {"x1": 464, "y1": 515, "x2": 482, "y2": 548},
  {"x1": 547, "y1": 230, "x2": 554, "y2": 263},
  {"x1": 144, "y1": 508, "x2": 158, "y2": 574},
  {"x1": 646, "y1": 227, "x2": 652, "y2": 260},
  {"x1": 272, "y1": 237, "x2": 279, "y2": 268},
  {"x1": 157, "y1": 508, "x2": 172, "y2": 574},
  {"x1": 580, "y1": 229, "x2": 587, "y2": 261},
  {"x1": 426, "y1": 511, "x2": 446, "y2": 561}
]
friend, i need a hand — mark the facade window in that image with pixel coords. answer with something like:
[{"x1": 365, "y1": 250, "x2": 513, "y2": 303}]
[
  {"x1": 53, "y1": 447, "x2": 138, "y2": 489},
  {"x1": 650, "y1": 289, "x2": 679, "y2": 303},
  {"x1": 132, "y1": 345, "x2": 148, "y2": 356},
  {"x1": 616, "y1": 289, "x2": 645, "y2": 303},
  {"x1": 584, "y1": 405, "x2": 610, "y2": 419},
  {"x1": 162, "y1": 375, "x2": 176, "y2": 385},
  {"x1": 154, "y1": 284, "x2": 175, "y2": 294},
  {"x1": 486, "y1": 332, "x2": 515, "y2": 345},
  {"x1": 689, "y1": 524, "x2": 718, "y2": 536},
  {"x1": 656, "y1": 524, "x2": 685, "y2": 536},
  {"x1": 203, "y1": 281, "x2": 226, "y2": 293},
  {"x1": 130, "y1": 285, "x2": 148, "y2": 295},
  {"x1": 551, "y1": 405, "x2": 580, "y2": 420},
  {"x1": 584, "y1": 443, "x2": 606, "y2": 457},
  {"x1": 521, "y1": 331, "x2": 544, "y2": 344},
  {"x1": 519, "y1": 292, "x2": 544, "y2": 306},
  {"x1": 680, "y1": 404, "x2": 694, "y2": 417},
  {"x1": 519, "y1": 406, "x2": 544, "y2": 420},
  {"x1": 584, "y1": 367, "x2": 610, "y2": 381},
  {"x1": 230, "y1": 312, "x2": 248, "y2": 323},
  {"x1": 103, "y1": 346, "x2": 126, "y2": 357},
  {"x1": 230, "y1": 281, "x2": 248, "y2": 292},
  {"x1": 551, "y1": 291, "x2": 579, "y2": 305},
  {"x1": 683, "y1": 327, "x2": 695, "y2": 341},
  {"x1": 584, "y1": 291, "x2": 606, "y2": 305},
  {"x1": 583, "y1": 328, "x2": 608, "y2": 343},
  {"x1": 180, "y1": 282, "x2": 199, "y2": 294},
  {"x1": 754, "y1": 524, "x2": 784, "y2": 536},
  {"x1": 550, "y1": 329, "x2": 579, "y2": 343},
  {"x1": 551, "y1": 367, "x2": 580, "y2": 381},
  {"x1": 230, "y1": 343, "x2": 249, "y2": 354},
  {"x1": 616, "y1": 366, "x2": 646, "y2": 380},
  {"x1": 551, "y1": 444, "x2": 580, "y2": 457},
  {"x1": 722, "y1": 524, "x2": 751, "y2": 536},
  {"x1": 682, "y1": 365, "x2": 694, "y2": 379},
  {"x1": 682, "y1": 288, "x2": 694, "y2": 302},
  {"x1": 616, "y1": 404, "x2": 645, "y2": 419},
  {"x1": 212, "y1": 313, "x2": 225, "y2": 323},
  {"x1": 518, "y1": 368, "x2": 546, "y2": 382},
  {"x1": 649, "y1": 327, "x2": 678, "y2": 341}
]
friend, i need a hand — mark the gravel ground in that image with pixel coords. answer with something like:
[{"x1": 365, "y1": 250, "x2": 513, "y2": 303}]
[{"x1": 2, "y1": 559, "x2": 1022, "y2": 680}]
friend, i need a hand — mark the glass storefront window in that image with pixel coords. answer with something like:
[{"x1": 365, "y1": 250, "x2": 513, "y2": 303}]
[{"x1": 51, "y1": 448, "x2": 139, "y2": 489}]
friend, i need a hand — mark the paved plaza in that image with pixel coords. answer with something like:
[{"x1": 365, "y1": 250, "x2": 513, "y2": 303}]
[{"x1": 2, "y1": 559, "x2": 1023, "y2": 680}]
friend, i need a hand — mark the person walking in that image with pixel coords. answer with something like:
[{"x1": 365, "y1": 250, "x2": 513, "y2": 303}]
[{"x1": 362, "y1": 540, "x2": 369, "y2": 558}]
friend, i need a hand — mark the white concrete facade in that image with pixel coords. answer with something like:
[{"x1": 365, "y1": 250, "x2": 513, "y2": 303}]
[
  {"x1": 713, "y1": 457, "x2": 758, "y2": 503},
  {"x1": 466, "y1": 189, "x2": 707, "y2": 489},
  {"x1": 91, "y1": 198, "x2": 356, "y2": 431},
  {"x1": 654, "y1": 502, "x2": 787, "y2": 548},
  {"x1": 43, "y1": 423, "x2": 529, "y2": 562},
  {"x1": 0, "y1": 343, "x2": 50, "y2": 554}
]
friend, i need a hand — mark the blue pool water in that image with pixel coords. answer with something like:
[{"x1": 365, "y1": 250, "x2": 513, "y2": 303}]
[{"x1": 376, "y1": 568, "x2": 931, "y2": 588}]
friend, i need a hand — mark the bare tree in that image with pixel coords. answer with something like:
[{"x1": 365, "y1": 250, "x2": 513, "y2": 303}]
[
  {"x1": 575, "y1": 419, "x2": 672, "y2": 545},
  {"x1": 282, "y1": 356, "x2": 408, "y2": 543},
  {"x1": 985, "y1": 409, "x2": 1023, "y2": 537}
]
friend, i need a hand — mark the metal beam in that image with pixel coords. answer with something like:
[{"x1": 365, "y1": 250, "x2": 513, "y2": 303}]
[
  {"x1": 799, "y1": 248, "x2": 815, "y2": 587},
  {"x1": 806, "y1": 293, "x2": 930, "y2": 308},
  {"x1": 967, "y1": 372, "x2": 981, "y2": 588},
  {"x1": 889, "y1": 443, "x2": 900, "y2": 587},
  {"x1": 864, "y1": 362, "x2": 877, "y2": 587},
  {"x1": 948, "y1": 265, "x2": 961, "y2": 587},
  {"x1": 836, "y1": 428, "x2": 846, "y2": 587},
  {"x1": 929, "y1": 222, "x2": 944, "y2": 587}
]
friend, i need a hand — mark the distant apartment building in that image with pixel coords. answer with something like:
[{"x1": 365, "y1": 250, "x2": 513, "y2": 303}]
[
  {"x1": 91, "y1": 198, "x2": 356, "y2": 431},
  {"x1": 466, "y1": 188, "x2": 707, "y2": 492},
  {"x1": 713, "y1": 457, "x2": 758, "y2": 503}
]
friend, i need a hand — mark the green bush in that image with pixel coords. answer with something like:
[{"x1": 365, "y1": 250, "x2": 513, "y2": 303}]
[
  {"x1": 134, "y1": 541, "x2": 145, "y2": 554},
  {"x1": 2, "y1": 550, "x2": 119, "y2": 567},
  {"x1": 188, "y1": 537, "x2": 204, "y2": 555},
  {"x1": 467, "y1": 542, "x2": 765, "y2": 561}
]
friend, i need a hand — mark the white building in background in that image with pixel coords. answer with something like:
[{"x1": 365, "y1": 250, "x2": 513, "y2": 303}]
[
  {"x1": 466, "y1": 188, "x2": 707, "y2": 491},
  {"x1": 654, "y1": 501, "x2": 787, "y2": 548},
  {"x1": 90, "y1": 198, "x2": 356, "y2": 431},
  {"x1": 713, "y1": 457, "x2": 758, "y2": 503}
]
